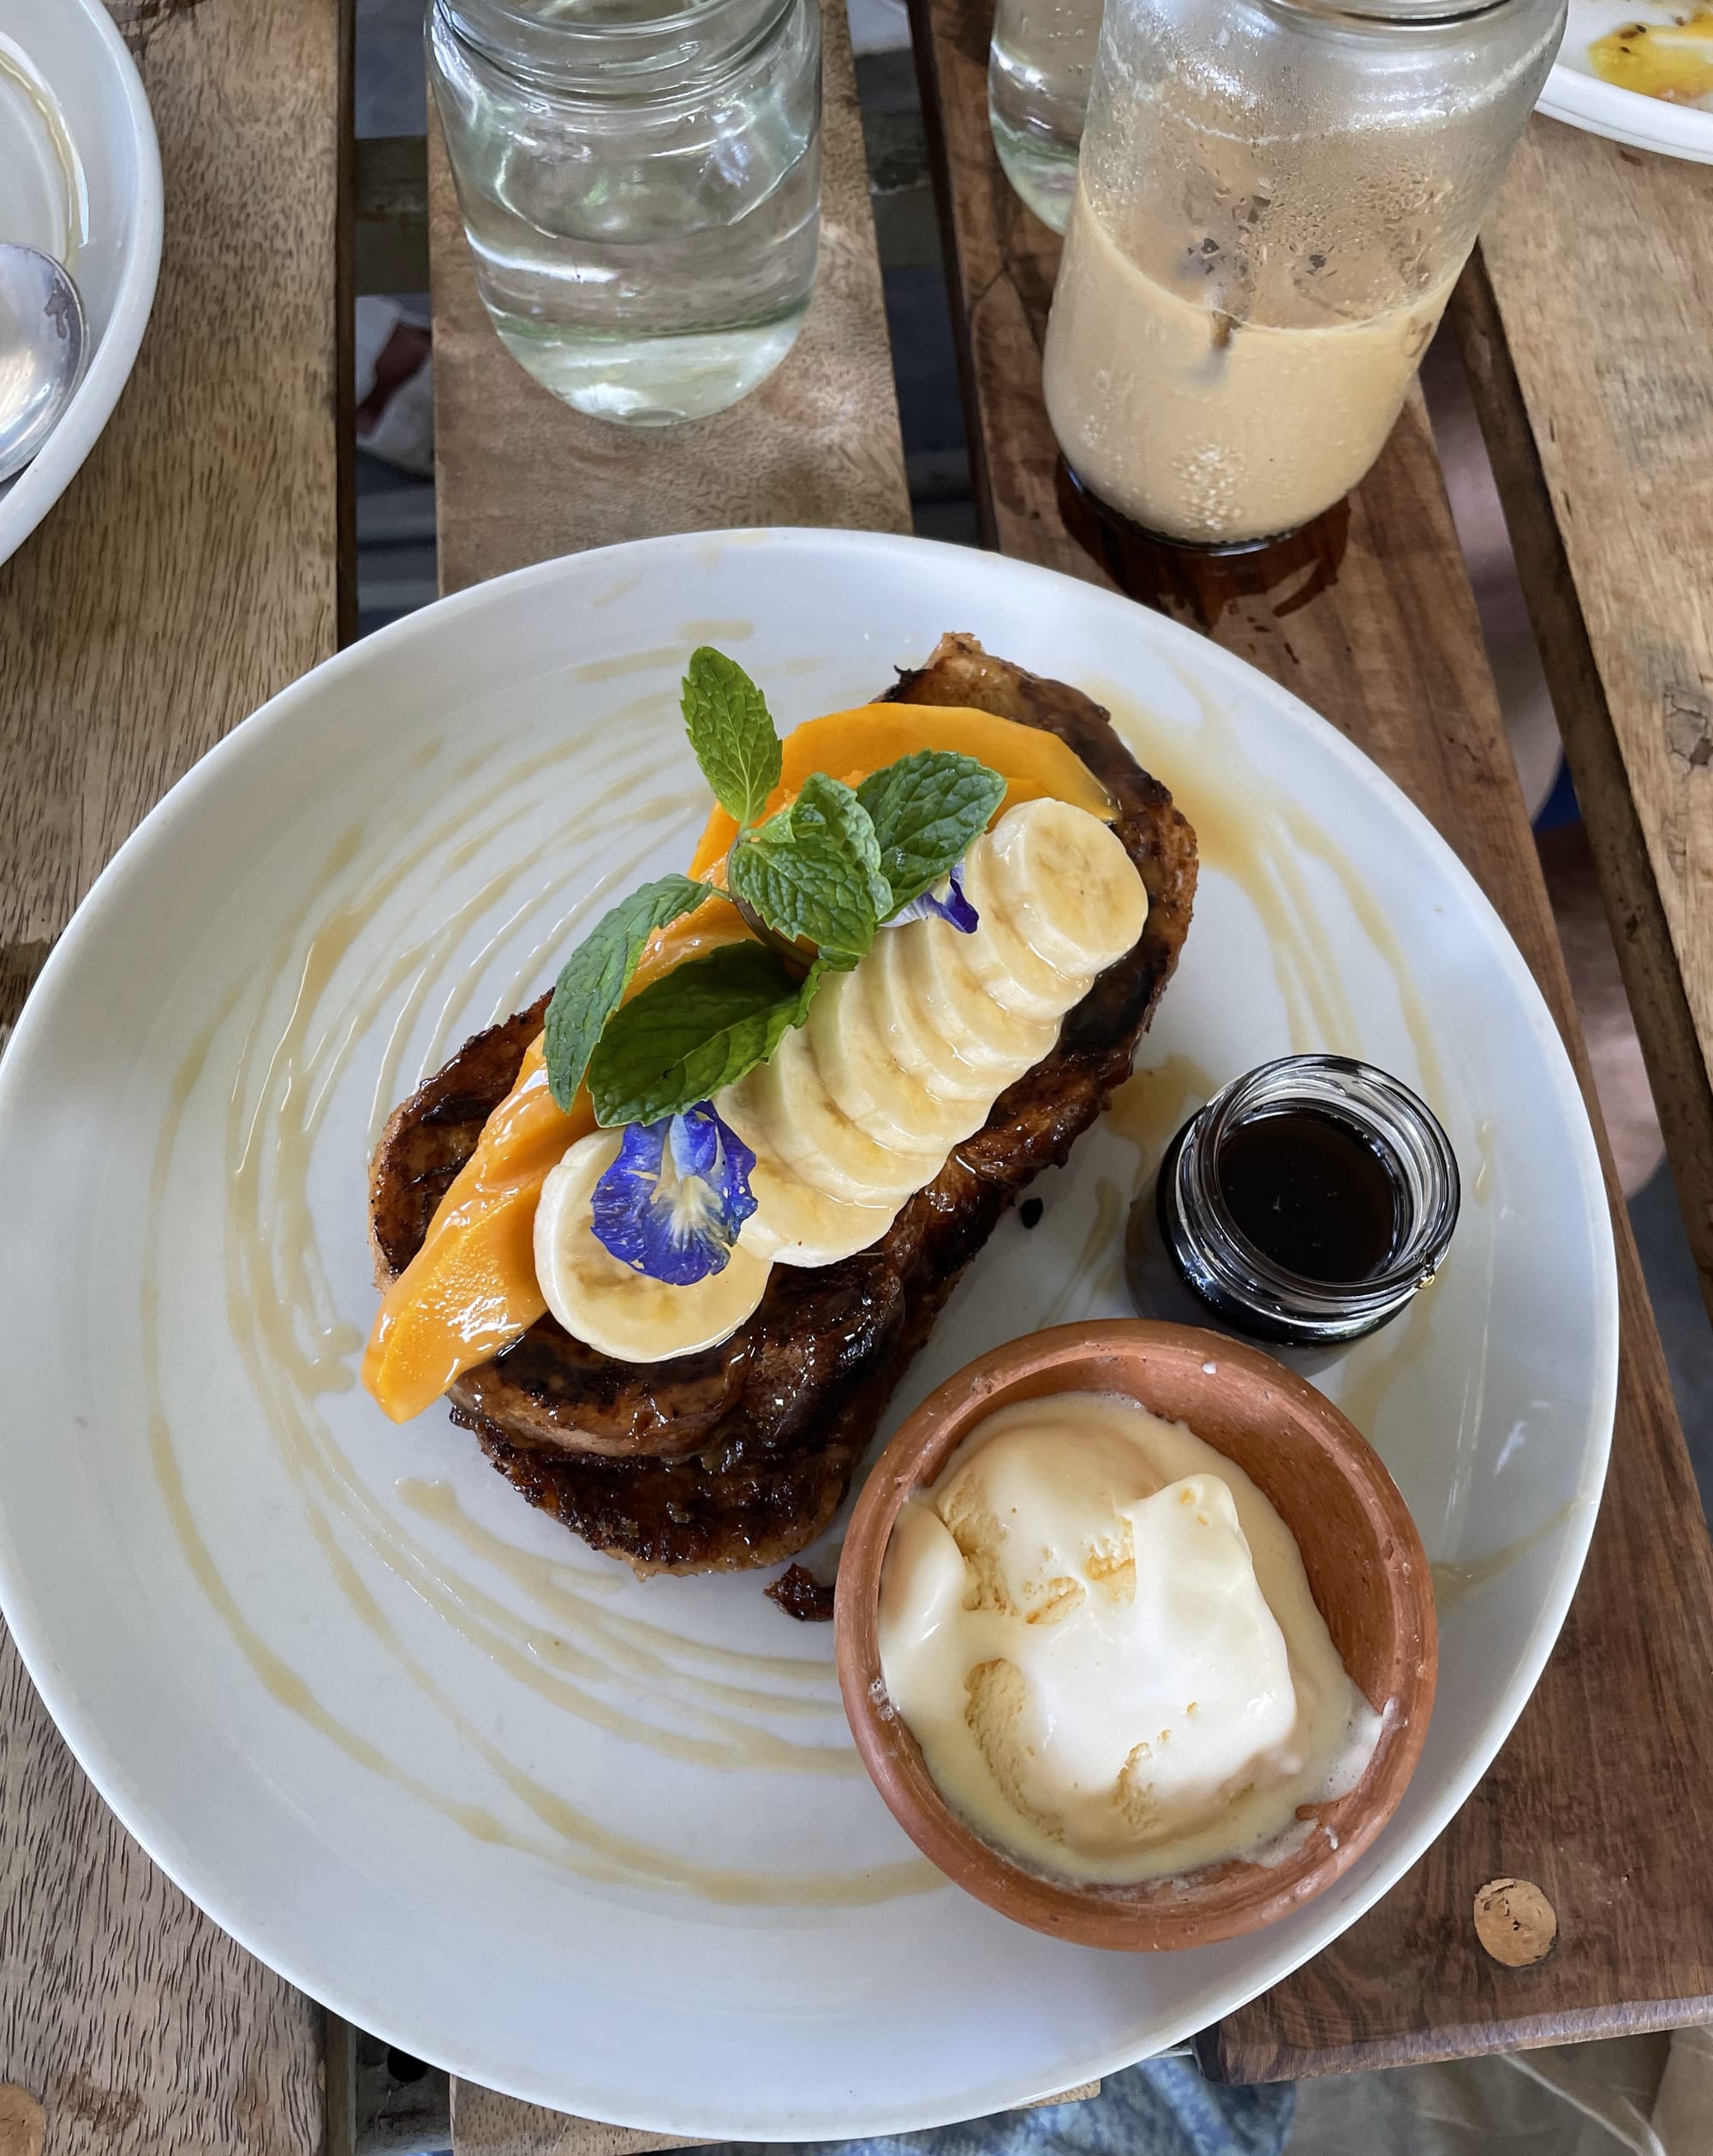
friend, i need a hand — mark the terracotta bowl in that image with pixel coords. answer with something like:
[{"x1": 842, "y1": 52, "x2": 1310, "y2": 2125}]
[{"x1": 833, "y1": 1319, "x2": 1436, "y2": 1951}]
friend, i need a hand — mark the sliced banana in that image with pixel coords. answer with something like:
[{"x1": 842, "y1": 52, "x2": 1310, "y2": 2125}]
[
  {"x1": 533, "y1": 797, "x2": 1151, "y2": 1362},
  {"x1": 721, "y1": 1028, "x2": 945, "y2": 1207},
  {"x1": 743, "y1": 1139, "x2": 902, "y2": 1266},
  {"x1": 893, "y1": 917, "x2": 1059, "y2": 1076},
  {"x1": 985, "y1": 797, "x2": 1149, "y2": 976},
  {"x1": 957, "y1": 843, "x2": 1090, "y2": 1019},
  {"x1": 865, "y1": 929, "x2": 997, "y2": 1105},
  {"x1": 534, "y1": 1131, "x2": 770, "y2": 1364},
  {"x1": 808, "y1": 964, "x2": 987, "y2": 1152}
]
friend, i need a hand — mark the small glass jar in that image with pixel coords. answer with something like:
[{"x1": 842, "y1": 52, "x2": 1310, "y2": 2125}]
[
  {"x1": 1125, "y1": 1054, "x2": 1459, "y2": 1349},
  {"x1": 429, "y1": 0, "x2": 822, "y2": 427},
  {"x1": 1042, "y1": 0, "x2": 1564, "y2": 545},
  {"x1": 988, "y1": 0, "x2": 1106, "y2": 231}
]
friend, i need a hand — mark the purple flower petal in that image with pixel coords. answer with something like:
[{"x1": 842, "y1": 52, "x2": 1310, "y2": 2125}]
[
  {"x1": 591, "y1": 1103, "x2": 757, "y2": 1286},
  {"x1": 890, "y1": 864, "x2": 977, "y2": 934}
]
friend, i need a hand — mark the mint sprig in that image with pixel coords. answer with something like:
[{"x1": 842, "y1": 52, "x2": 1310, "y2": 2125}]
[
  {"x1": 543, "y1": 875, "x2": 713, "y2": 1112},
  {"x1": 682, "y1": 648, "x2": 782, "y2": 828},
  {"x1": 588, "y1": 943, "x2": 824, "y2": 1126},
  {"x1": 858, "y1": 750, "x2": 1007, "y2": 916},
  {"x1": 539, "y1": 656, "x2": 1012, "y2": 1129},
  {"x1": 727, "y1": 772, "x2": 893, "y2": 969}
]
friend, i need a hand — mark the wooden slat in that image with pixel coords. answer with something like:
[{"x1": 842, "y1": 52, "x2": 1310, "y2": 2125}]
[
  {"x1": 0, "y1": 0, "x2": 349, "y2": 2147},
  {"x1": 1451, "y1": 121, "x2": 1713, "y2": 1328},
  {"x1": 451, "y1": 2085, "x2": 709, "y2": 2156},
  {"x1": 911, "y1": 0, "x2": 1713, "y2": 2081},
  {"x1": 427, "y1": 0, "x2": 910, "y2": 595},
  {"x1": 431, "y1": 5, "x2": 908, "y2": 2142}
]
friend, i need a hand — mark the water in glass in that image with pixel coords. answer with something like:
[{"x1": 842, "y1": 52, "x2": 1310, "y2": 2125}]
[
  {"x1": 431, "y1": 0, "x2": 822, "y2": 426},
  {"x1": 988, "y1": 0, "x2": 1105, "y2": 231}
]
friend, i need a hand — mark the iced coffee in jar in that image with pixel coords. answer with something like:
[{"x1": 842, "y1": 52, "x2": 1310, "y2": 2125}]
[{"x1": 1042, "y1": 0, "x2": 1563, "y2": 548}]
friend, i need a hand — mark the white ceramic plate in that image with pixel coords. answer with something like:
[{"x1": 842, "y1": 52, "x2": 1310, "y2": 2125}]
[
  {"x1": 0, "y1": 532, "x2": 1616, "y2": 2138},
  {"x1": 0, "y1": 0, "x2": 161, "y2": 565},
  {"x1": 1540, "y1": 0, "x2": 1713, "y2": 162}
]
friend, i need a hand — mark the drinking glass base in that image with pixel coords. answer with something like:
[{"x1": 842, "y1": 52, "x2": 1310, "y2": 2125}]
[
  {"x1": 987, "y1": 106, "x2": 1079, "y2": 234},
  {"x1": 489, "y1": 305, "x2": 809, "y2": 427}
]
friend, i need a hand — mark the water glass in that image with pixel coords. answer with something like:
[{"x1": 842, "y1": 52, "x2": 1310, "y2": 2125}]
[
  {"x1": 988, "y1": 0, "x2": 1104, "y2": 231},
  {"x1": 429, "y1": 0, "x2": 822, "y2": 427}
]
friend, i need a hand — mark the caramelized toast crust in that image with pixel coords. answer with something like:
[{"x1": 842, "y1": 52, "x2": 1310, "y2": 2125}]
[{"x1": 368, "y1": 636, "x2": 1197, "y2": 1574}]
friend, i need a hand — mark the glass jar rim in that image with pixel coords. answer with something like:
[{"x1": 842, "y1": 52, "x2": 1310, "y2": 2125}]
[
  {"x1": 1264, "y1": 0, "x2": 1523, "y2": 26},
  {"x1": 433, "y1": 0, "x2": 801, "y2": 98},
  {"x1": 1173, "y1": 1054, "x2": 1460, "y2": 1324},
  {"x1": 445, "y1": 0, "x2": 767, "y2": 35}
]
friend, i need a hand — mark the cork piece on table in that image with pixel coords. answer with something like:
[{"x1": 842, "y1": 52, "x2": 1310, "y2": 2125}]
[
  {"x1": 427, "y1": 0, "x2": 910, "y2": 596},
  {"x1": 910, "y1": 0, "x2": 1713, "y2": 2082},
  {"x1": 0, "y1": 2087, "x2": 45, "y2": 2156},
  {"x1": 0, "y1": 0, "x2": 348, "y2": 2147},
  {"x1": 1452, "y1": 119, "x2": 1713, "y2": 1328},
  {"x1": 1474, "y1": 1879, "x2": 1559, "y2": 1970}
]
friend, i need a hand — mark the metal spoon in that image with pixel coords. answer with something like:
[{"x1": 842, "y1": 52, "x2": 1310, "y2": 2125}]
[{"x1": 0, "y1": 242, "x2": 87, "y2": 485}]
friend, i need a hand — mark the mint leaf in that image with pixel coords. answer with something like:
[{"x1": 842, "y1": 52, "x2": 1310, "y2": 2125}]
[
  {"x1": 681, "y1": 648, "x2": 782, "y2": 827},
  {"x1": 543, "y1": 875, "x2": 713, "y2": 1112},
  {"x1": 589, "y1": 943, "x2": 825, "y2": 1126},
  {"x1": 727, "y1": 773, "x2": 892, "y2": 967},
  {"x1": 857, "y1": 750, "x2": 1006, "y2": 916}
]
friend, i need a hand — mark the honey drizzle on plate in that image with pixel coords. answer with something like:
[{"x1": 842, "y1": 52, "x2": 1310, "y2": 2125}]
[
  {"x1": 1096, "y1": 665, "x2": 1489, "y2": 1556},
  {"x1": 143, "y1": 724, "x2": 937, "y2": 1906}
]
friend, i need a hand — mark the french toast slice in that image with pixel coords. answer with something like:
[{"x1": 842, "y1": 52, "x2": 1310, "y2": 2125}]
[{"x1": 368, "y1": 636, "x2": 1197, "y2": 1574}]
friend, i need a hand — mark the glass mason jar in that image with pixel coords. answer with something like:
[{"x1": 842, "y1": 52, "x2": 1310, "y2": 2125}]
[
  {"x1": 429, "y1": 0, "x2": 822, "y2": 427},
  {"x1": 988, "y1": 0, "x2": 1105, "y2": 230},
  {"x1": 1125, "y1": 1055, "x2": 1460, "y2": 1349},
  {"x1": 1042, "y1": 0, "x2": 1564, "y2": 545}
]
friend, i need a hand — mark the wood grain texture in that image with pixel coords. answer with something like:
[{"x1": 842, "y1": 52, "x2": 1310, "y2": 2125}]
[
  {"x1": 427, "y1": 0, "x2": 910, "y2": 595},
  {"x1": 452, "y1": 2085, "x2": 710, "y2": 2156},
  {"x1": 1451, "y1": 121, "x2": 1713, "y2": 1327},
  {"x1": 912, "y1": 0, "x2": 1713, "y2": 2080},
  {"x1": 0, "y1": 0, "x2": 348, "y2": 2147}
]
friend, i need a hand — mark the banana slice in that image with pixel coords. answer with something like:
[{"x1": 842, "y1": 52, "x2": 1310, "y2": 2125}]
[
  {"x1": 957, "y1": 843, "x2": 1090, "y2": 1019},
  {"x1": 894, "y1": 917, "x2": 1059, "y2": 1076},
  {"x1": 534, "y1": 1131, "x2": 770, "y2": 1364},
  {"x1": 866, "y1": 929, "x2": 996, "y2": 1105},
  {"x1": 808, "y1": 965, "x2": 987, "y2": 1152},
  {"x1": 743, "y1": 1139, "x2": 902, "y2": 1266},
  {"x1": 986, "y1": 797, "x2": 1149, "y2": 976},
  {"x1": 720, "y1": 1027, "x2": 943, "y2": 1208}
]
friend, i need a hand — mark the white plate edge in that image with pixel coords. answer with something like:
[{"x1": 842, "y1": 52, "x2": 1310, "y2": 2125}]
[{"x1": 0, "y1": 528, "x2": 1623, "y2": 2136}]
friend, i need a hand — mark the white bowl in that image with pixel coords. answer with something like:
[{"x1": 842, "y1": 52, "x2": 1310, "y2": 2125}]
[{"x1": 0, "y1": 0, "x2": 162, "y2": 567}]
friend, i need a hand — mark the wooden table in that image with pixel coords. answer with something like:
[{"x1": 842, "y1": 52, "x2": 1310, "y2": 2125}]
[{"x1": 1, "y1": 0, "x2": 1710, "y2": 2146}]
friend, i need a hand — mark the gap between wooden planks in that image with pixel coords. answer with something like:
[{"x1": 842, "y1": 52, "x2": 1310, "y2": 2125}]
[
  {"x1": 1451, "y1": 119, "x2": 1713, "y2": 1332},
  {"x1": 0, "y1": 0, "x2": 351, "y2": 2148},
  {"x1": 427, "y1": 0, "x2": 910, "y2": 595},
  {"x1": 910, "y1": 0, "x2": 1713, "y2": 2083}
]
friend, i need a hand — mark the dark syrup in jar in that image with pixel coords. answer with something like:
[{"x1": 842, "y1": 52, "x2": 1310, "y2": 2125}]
[{"x1": 1215, "y1": 1109, "x2": 1400, "y2": 1284}]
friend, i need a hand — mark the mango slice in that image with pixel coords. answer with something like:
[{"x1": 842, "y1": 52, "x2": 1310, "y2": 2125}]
[
  {"x1": 363, "y1": 705, "x2": 1107, "y2": 1421},
  {"x1": 362, "y1": 899, "x2": 749, "y2": 1423},
  {"x1": 687, "y1": 704, "x2": 1113, "y2": 881}
]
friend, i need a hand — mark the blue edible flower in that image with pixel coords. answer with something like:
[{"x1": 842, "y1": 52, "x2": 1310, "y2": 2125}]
[
  {"x1": 591, "y1": 1102, "x2": 758, "y2": 1286},
  {"x1": 890, "y1": 864, "x2": 977, "y2": 934}
]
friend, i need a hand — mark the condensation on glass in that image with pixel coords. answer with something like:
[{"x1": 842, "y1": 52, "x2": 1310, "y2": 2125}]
[
  {"x1": 1042, "y1": 0, "x2": 1565, "y2": 544},
  {"x1": 430, "y1": 0, "x2": 822, "y2": 427}
]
